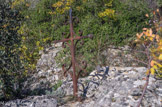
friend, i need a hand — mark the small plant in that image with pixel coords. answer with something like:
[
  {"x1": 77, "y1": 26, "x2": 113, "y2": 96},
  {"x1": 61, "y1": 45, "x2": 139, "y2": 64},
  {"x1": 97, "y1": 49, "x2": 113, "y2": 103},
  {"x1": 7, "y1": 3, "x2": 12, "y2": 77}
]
[
  {"x1": 45, "y1": 80, "x2": 63, "y2": 96},
  {"x1": 52, "y1": 80, "x2": 62, "y2": 91},
  {"x1": 134, "y1": 9, "x2": 162, "y2": 107}
]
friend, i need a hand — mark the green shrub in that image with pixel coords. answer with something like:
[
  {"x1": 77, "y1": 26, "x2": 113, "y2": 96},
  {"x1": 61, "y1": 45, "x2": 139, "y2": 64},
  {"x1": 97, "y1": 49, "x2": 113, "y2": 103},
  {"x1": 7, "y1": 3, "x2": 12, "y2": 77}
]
[
  {"x1": 0, "y1": 1, "x2": 26, "y2": 100},
  {"x1": 52, "y1": 80, "x2": 62, "y2": 91},
  {"x1": 45, "y1": 80, "x2": 63, "y2": 95},
  {"x1": 156, "y1": 0, "x2": 162, "y2": 7},
  {"x1": 17, "y1": 0, "x2": 151, "y2": 73}
]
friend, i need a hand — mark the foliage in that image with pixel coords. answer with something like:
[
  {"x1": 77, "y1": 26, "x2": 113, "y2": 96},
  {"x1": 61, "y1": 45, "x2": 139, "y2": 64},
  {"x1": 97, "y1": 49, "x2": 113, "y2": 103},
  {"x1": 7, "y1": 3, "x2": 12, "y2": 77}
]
[
  {"x1": 156, "y1": 0, "x2": 162, "y2": 7},
  {"x1": 45, "y1": 80, "x2": 63, "y2": 95},
  {"x1": 135, "y1": 9, "x2": 162, "y2": 78},
  {"x1": 134, "y1": 9, "x2": 162, "y2": 106},
  {"x1": 12, "y1": 0, "x2": 51, "y2": 70},
  {"x1": 136, "y1": 28, "x2": 162, "y2": 77},
  {"x1": 98, "y1": 8, "x2": 115, "y2": 19},
  {"x1": 50, "y1": 0, "x2": 74, "y2": 15},
  {"x1": 11, "y1": 0, "x2": 25, "y2": 8},
  {"x1": 52, "y1": 80, "x2": 62, "y2": 91},
  {"x1": 55, "y1": 0, "x2": 151, "y2": 71},
  {"x1": 0, "y1": 0, "x2": 158, "y2": 101},
  {"x1": 10, "y1": 0, "x2": 151, "y2": 75},
  {"x1": 0, "y1": 1, "x2": 26, "y2": 100}
]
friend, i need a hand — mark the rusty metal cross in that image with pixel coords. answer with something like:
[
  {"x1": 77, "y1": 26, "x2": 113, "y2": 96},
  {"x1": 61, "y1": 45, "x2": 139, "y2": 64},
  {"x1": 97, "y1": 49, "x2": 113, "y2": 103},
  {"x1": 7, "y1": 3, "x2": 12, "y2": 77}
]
[{"x1": 54, "y1": 9, "x2": 93, "y2": 99}]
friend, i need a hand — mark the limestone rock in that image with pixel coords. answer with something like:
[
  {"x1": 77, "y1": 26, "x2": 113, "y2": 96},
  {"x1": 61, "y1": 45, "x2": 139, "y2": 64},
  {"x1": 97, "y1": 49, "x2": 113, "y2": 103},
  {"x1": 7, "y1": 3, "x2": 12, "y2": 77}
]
[
  {"x1": 3, "y1": 95, "x2": 57, "y2": 107},
  {"x1": 101, "y1": 46, "x2": 139, "y2": 67},
  {"x1": 27, "y1": 43, "x2": 63, "y2": 90},
  {"x1": 59, "y1": 67, "x2": 162, "y2": 107}
]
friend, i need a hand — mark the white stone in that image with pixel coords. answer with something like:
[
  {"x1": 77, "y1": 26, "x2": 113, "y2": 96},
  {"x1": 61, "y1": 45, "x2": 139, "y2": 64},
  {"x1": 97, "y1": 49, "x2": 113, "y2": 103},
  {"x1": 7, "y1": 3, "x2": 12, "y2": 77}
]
[
  {"x1": 133, "y1": 80, "x2": 146, "y2": 87},
  {"x1": 54, "y1": 75, "x2": 59, "y2": 81}
]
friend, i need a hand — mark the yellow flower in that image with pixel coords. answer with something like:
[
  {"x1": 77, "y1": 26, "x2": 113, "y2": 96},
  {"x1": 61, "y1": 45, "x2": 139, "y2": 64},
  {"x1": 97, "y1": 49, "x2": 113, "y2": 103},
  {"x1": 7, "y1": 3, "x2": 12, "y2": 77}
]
[
  {"x1": 22, "y1": 36, "x2": 25, "y2": 40},
  {"x1": 25, "y1": 16, "x2": 29, "y2": 19},
  {"x1": 51, "y1": 0, "x2": 74, "y2": 14},
  {"x1": 76, "y1": 6, "x2": 81, "y2": 11},
  {"x1": 98, "y1": 9, "x2": 115, "y2": 18},
  {"x1": 48, "y1": 11, "x2": 52, "y2": 14},
  {"x1": 20, "y1": 56, "x2": 23, "y2": 59},
  {"x1": 51, "y1": 24, "x2": 55, "y2": 27},
  {"x1": 52, "y1": 1, "x2": 63, "y2": 8},
  {"x1": 105, "y1": 0, "x2": 113, "y2": 7},
  {"x1": 67, "y1": 0, "x2": 74, "y2": 3},
  {"x1": 64, "y1": 6, "x2": 70, "y2": 11},
  {"x1": 159, "y1": 54, "x2": 162, "y2": 60},
  {"x1": 22, "y1": 45, "x2": 27, "y2": 50},
  {"x1": 38, "y1": 46, "x2": 44, "y2": 50},
  {"x1": 11, "y1": 0, "x2": 25, "y2": 8},
  {"x1": 83, "y1": 0, "x2": 87, "y2": 3},
  {"x1": 26, "y1": 3, "x2": 30, "y2": 7},
  {"x1": 36, "y1": 41, "x2": 40, "y2": 46}
]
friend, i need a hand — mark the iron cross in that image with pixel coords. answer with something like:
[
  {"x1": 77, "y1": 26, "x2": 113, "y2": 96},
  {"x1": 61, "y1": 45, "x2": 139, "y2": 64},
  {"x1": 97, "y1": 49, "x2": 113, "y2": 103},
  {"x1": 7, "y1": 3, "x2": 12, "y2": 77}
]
[{"x1": 54, "y1": 8, "x2": 93, "y2": 99}]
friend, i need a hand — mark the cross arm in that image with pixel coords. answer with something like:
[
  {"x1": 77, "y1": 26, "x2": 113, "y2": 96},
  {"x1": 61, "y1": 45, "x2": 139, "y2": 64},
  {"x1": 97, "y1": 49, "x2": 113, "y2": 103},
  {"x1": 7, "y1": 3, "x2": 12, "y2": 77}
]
[{"x1": 73, "y1": 34, "x2": 93, "y2": 41}]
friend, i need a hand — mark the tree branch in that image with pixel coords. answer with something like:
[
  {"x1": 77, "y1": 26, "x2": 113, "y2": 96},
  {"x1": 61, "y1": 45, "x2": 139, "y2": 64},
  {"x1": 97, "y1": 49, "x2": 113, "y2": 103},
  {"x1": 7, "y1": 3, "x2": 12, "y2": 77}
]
[
  {"x1": 136, "y1": 70, "x2": 150, "y2": 107},
  {"x1": 136, "y1": 49, "x2": 152, "y2": 107},
  {"x1": 133, "y1": 58, "x2": 148, "y2": 65}
]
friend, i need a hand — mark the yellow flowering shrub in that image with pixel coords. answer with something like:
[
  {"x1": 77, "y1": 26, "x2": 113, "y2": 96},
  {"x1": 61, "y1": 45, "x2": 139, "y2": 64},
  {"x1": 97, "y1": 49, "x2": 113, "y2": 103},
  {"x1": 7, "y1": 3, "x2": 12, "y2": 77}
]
[
  {"x1": 52, "y1": 1, "x2": 64, "y2": 7},
  {"x1": 17, "y1": 22, "x2": 51, "y2": 71},
  {"x1": 82, "y1": 0, "x2": 87, "y2": 3},
  {"x1": 105, "y1": 0, "x2": 113, "y2": 7},
  {"x1": 11, "y1": 0, "x2": 25, "y2": 8},
  {"x1": 98, "y1": 0, "x2": 115, "y2": 19},
  {"x1": 49, "y1": 0, "x2": 74, "y2": 15},
  {"x1": 15, "y1": 0, "x2": 151, "y2": 74},
  {"x1": 98, "y1": 9, "x2": 115, "y2": 18},
  {"x1": 17, "y1": 24, "x2": 38, "y2": 70}
]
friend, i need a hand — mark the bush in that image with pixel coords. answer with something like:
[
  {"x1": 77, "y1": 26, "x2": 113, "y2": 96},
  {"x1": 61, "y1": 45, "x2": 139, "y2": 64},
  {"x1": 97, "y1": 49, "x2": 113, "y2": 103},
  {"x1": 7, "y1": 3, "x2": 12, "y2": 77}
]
[
  {"x1": 0, "y1": 1, "x2": 26, "y2": 100},
  {"x1": 54, "y1": 0, "x2": 152, "y2": 71},
  {"x1": 135, "y1": 9, "x2": 162, "y2": 78},
  {"x1": 16, "y1": 0, "x2": 151, "y2": 73}
]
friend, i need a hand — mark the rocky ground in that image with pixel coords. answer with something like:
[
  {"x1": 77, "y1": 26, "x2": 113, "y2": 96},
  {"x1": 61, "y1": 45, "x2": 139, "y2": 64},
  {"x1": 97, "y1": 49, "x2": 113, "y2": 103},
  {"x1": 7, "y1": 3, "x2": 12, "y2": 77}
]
[
  {"x1": 1, "y1": 44, "x2": 162, "y2": 107},
  {"x1": 1, "y1": 67, "x2": 162, "y2": 107},
  {"x1": 25, "y1": 44, "x2": 141, "y2": 91},
  {"x1": 57, "y1": 67, "x2": 162, "y2": 107}
]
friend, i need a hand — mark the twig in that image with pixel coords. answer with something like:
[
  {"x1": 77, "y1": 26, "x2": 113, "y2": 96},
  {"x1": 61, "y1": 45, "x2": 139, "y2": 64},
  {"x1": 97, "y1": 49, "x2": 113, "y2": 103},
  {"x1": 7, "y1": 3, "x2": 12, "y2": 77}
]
[
  {"x1": 131, "y1": 49, "x2": 147, "y2": 54},
  {"x1": 136, "y1": 70, "x2": 150, "y2": 107},
  {"x1": 133, "y1": 58, "x2": 148, "y2": 65},
  {"x1": 136, "y1": 48, "x2": 152, "y2": 107}
]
